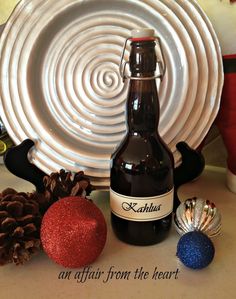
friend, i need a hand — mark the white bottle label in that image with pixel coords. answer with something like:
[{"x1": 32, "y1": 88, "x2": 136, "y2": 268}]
[{"x1": 110, "y1": 188, "x2": 174, "y2": 222}]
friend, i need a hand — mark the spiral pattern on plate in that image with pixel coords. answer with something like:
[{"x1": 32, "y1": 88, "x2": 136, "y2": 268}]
[{"x1": 0, "y1": 0, "x2": 223, "y2": 186}]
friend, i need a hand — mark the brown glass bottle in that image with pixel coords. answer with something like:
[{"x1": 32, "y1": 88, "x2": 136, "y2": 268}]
[{"x1": 110, "y1": 31, "x2": 174, "y2": 246}]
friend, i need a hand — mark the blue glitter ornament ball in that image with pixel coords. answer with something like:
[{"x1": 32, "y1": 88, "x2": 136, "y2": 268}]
[{"x1": 177, "y1": 231, "x2": 215, "y2": 269}]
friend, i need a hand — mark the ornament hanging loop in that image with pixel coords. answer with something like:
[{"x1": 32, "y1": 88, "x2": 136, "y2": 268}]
[{"x1": 119, "y1": 36, "x2": 166, "y2": 82}]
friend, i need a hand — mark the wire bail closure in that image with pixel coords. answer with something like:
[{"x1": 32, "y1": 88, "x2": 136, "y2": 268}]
[{"x1": 119, "y1": 37, "x2": 166, "y2": 83}]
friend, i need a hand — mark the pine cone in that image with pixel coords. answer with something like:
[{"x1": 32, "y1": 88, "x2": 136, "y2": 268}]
[
  {"x1": 32, "y1": 169, "x2": 94, "y2": 214},
  {"x1": 0, "y1": 188, "x2": 41, "y2": 266}
]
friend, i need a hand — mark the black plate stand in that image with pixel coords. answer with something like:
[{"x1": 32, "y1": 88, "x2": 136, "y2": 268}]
[{"x1": 3, "y1": 139, "x2": 205, "y2": 212}]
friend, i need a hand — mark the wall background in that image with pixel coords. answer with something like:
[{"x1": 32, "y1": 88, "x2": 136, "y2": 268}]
[
  {"x1": 191, "y1": 0, "x2": 236, "y2": 168},
  {"x1": 0, "y1": 0, "x2": 235, "y2": 168},
  {"x1": 0, "y1": 1, "x2": 17, "y2": 25}
]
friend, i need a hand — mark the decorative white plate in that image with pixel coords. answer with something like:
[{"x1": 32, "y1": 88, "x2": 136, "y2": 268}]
[{"x1": 0, "y1": 0, "x2": 223, "y2": 187}]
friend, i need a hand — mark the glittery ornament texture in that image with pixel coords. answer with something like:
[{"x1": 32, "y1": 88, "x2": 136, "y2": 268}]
[
  {"x1": 41, "y1": 196, "x2": 107, "y2": 268},
  {"x1": 177, "y1": 231, "x2": 215, "y2": 269}
]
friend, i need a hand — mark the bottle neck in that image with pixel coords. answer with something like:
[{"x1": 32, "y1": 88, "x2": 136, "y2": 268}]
[
  {"x1": 126, "y1": 78, "x2": 160, "y2": 134},
  {"x1": 129, "y1": 40, "x2": 156, "y2": 76},
  {"x1": 125, "y1": 39, "x2": 159, "y2": 135}
]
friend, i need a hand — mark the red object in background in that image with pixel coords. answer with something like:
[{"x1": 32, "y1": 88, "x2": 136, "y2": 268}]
[
  {"x1": 41, "y1": 196, "x2": 107, "y2": 268},
  {"x1": 216, "y1": 54, "x2": 236, "y2": 175}
]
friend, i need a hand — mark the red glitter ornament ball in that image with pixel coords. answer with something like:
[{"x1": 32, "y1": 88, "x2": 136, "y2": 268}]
[{"x1": 40, "y1": 196, "x2": 107, "y2": 268}]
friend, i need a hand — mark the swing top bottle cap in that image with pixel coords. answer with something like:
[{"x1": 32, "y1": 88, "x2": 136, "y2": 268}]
[{"x1": 131, "y1": 28, "x2": 155, "y2": 41}]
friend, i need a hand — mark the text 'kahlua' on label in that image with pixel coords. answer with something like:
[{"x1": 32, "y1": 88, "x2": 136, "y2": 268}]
[{"x1": 110, "y1": 188, "x2": 174, "y2": 222}]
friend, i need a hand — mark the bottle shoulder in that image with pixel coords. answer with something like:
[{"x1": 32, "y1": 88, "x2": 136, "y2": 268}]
[
  {"x1": 110, "y1": 133, "x2": 174, "y2": 197},
  {"x1": 112, "y1": 133, "x2": 173, "y2": 165}
]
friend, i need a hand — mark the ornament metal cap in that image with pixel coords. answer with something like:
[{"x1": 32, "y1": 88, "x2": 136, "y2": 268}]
[{"x1": 174, "y1": 197, "x2": 221, "y2": 238}]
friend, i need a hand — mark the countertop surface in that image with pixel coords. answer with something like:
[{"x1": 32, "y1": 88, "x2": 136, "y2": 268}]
[{"x1": 0, "y1": 165, "x2": 235, "y2": 299}]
